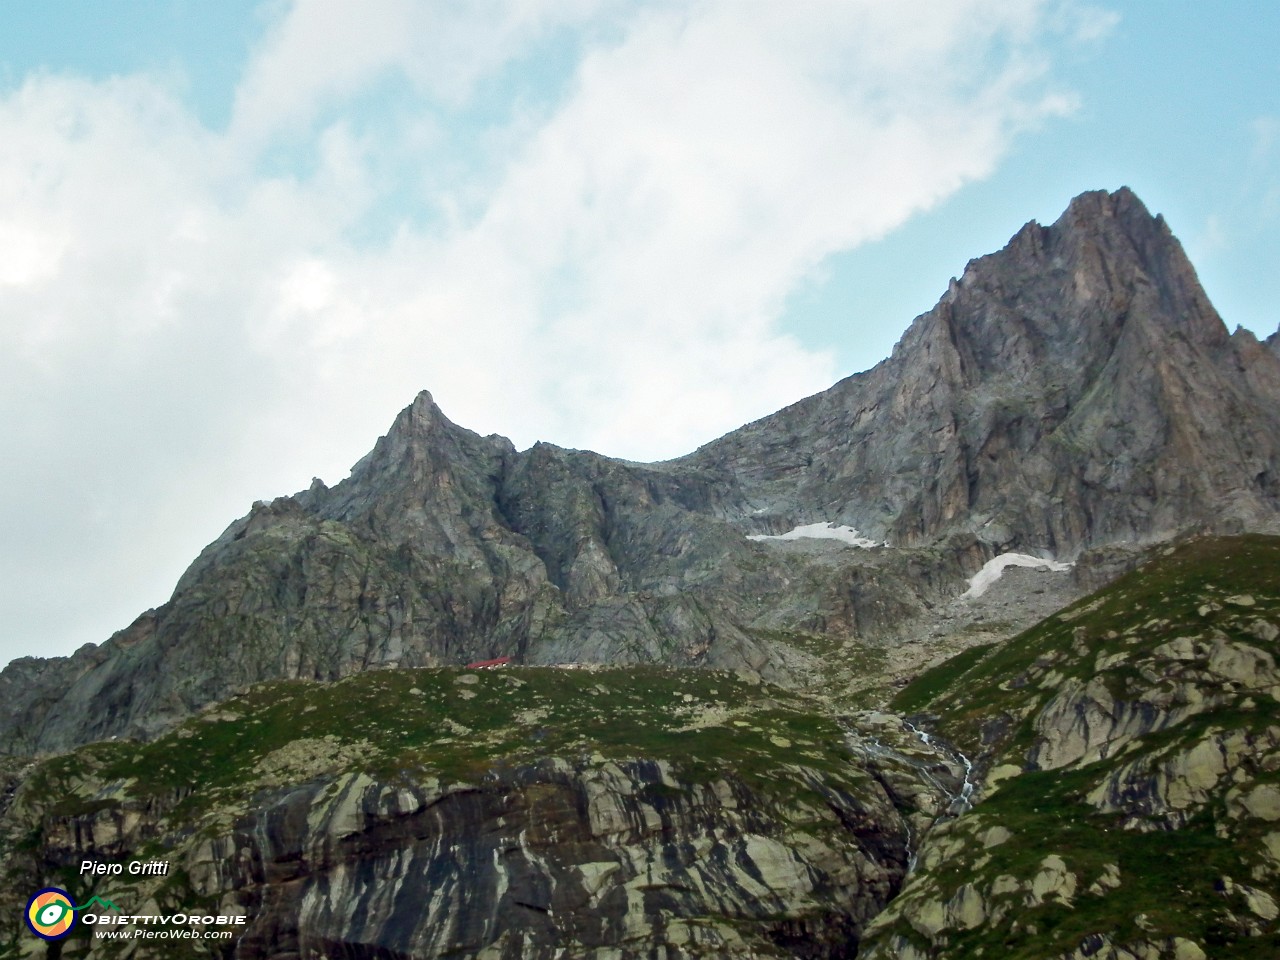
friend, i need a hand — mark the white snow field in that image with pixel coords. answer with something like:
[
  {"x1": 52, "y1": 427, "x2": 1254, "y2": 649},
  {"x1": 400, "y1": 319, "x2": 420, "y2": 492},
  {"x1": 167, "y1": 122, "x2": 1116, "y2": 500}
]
[
  {"x1": 963, "y1": 553, "x2": 1073, "y2": 599},
  {"x1": 746, "y1": 522, "x2": 882, "y2": 548}
]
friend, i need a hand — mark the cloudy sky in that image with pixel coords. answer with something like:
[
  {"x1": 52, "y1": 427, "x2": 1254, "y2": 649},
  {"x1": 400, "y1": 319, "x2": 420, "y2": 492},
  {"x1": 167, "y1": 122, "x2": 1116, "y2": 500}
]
[{"x1": 1, "y1": 1, "x2": 1277, "y2": 668}]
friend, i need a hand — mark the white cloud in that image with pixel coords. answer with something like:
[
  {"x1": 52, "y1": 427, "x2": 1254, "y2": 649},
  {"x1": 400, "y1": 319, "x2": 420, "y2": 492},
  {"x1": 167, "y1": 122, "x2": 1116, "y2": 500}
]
[
  {"x1": 1055, "y1": 3, "x2": 1120, "y2": 44},
  {"x1": 0, "y1": 0, "x2": 1097, "y2": 664},
  {"x1": 229, "y1": 0, "x2": 612, "y2": 145}
]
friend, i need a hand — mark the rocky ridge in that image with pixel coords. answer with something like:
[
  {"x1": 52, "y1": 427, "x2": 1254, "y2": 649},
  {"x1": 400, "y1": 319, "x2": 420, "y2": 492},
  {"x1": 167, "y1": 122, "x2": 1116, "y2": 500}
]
[
  {"x1": 0, "y1": 391, "x2": 986, "y2": 755},
  {"x1": 686, "y1": 189, "x2": 1280, "y2": 552},
  {"x1": 3, "y1": 188, "x2": 1279, "y2": 758},
  {"x1": 2, "y1": 188, "x2": 1280, "y2": 958}
]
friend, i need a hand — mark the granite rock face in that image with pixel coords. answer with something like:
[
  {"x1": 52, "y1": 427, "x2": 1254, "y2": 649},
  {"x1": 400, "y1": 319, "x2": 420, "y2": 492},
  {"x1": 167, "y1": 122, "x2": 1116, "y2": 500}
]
[
  {"x1": 687, "y1": 189, "x2": 1280, "y2": 552},
  {"x1": 3, "y1": 188, "x2": 1279, "y2": 757},
  {"x1": 8, "y1": 760, "x2": 907, "y2": 959},
  {"x1": 0, "y1": 396, "x2": 968, "y2": 753},
  {"x1": 227, "y1": 759, "x2": 903, "y2": 960}
]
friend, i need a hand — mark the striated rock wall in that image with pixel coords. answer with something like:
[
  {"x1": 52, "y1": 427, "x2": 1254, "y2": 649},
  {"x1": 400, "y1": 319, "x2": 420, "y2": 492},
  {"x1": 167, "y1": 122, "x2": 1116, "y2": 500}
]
[{"x1": 220, "y1": 758, "x2": 904, "y2": 959}]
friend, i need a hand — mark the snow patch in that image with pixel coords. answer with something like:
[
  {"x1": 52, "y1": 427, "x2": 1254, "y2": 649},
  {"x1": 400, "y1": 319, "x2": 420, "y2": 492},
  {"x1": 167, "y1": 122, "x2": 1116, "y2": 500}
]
[
  {"x1": 747, "y1": 522, "x2": 882, "y2": 549},
  {"x1": 963, "y1": 553, "x2": 1073, "y2": 599}
]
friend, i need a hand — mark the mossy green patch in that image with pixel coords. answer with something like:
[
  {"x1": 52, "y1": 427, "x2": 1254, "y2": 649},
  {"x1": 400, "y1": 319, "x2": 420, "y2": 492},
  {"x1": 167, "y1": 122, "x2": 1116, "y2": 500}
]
[
  {"x1": 893, "y1": 643, "x2": 994, "y2": 715},
  {"x1": 931, "y1": 768, "x2": 1280, "y2": 959}
]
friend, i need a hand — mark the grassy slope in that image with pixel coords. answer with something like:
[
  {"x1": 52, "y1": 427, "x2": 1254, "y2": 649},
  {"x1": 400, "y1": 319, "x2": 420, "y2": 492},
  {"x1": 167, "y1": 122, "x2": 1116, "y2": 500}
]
[
  {"x1": 25, "y1": 666, "x2": 863, "y2": 813},
  {"x1": 1, "y1": 665, "x2": 885, "y2": 957}
]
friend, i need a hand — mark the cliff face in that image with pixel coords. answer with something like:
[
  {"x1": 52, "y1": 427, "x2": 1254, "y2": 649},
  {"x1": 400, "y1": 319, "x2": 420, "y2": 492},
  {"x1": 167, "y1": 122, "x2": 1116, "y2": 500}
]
[
  {"x1": 0, "y1": 396, "x2": 967, "y2": 755},
  {"x1": 227, "y1": 759, "x2": 901, "y2": 960},
  {"x1": 861, "y1": 535, "x2": 1280, "y2": 959},
  {"x1": 3, "y1": 188, "x2": 1279, "y2": 760},
  {"x1": 687, "y1": 189, "x2": 1280, "y2": 552}
]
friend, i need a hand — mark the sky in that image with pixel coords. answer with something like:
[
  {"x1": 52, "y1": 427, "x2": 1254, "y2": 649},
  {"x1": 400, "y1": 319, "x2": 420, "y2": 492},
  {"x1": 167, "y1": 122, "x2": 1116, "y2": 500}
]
[{"x1": 1, "y1": 1, "x2": 1277, "y2": 668}]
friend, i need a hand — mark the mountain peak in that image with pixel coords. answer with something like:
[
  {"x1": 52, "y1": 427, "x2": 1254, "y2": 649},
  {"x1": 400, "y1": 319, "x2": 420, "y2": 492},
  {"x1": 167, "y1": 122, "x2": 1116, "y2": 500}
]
[
  {"x1": 985, "y1": 188, "x2": 1158, "y2": 266},
  {"x1": 393, "y1": 388, "x2": 442, "y2": 433},
  {"x1": 972, "y1": 186, "x2": 1226, "y2": 351},
  {"x1": 1059, "y1": 184, "x2": 1150, "y2": 223},
  {"x1": 5, "y1": 185, "x2": 1278, "y2": 761},
  {"x1": 691, "y1": 186, "x2": 1280, "y2": 553}
]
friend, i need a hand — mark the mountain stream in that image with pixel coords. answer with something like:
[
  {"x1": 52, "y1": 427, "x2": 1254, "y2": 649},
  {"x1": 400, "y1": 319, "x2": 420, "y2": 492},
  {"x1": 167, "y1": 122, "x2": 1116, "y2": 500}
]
[{"x1": 842, "y1": 714, "x2": 977, "y2": 873}]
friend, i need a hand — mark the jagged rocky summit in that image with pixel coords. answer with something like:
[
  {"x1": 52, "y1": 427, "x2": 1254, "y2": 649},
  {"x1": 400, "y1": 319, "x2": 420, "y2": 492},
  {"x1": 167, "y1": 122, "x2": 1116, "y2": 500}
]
[
  {"x1": 687, "y1": 187, "x2": 1280, "y2": 550},
  {"x1": 2, "y1": 187, "x2": 1279, "y2": 757},
  {"x1": 2, "y1": 187, "x2": 1280, "y2": 959}
]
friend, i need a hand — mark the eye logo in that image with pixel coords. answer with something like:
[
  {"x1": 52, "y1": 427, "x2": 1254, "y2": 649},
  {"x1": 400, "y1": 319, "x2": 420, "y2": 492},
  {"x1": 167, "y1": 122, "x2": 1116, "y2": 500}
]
[{"x1": 26, "y1": 888, "x2": 76, "y2": 940}]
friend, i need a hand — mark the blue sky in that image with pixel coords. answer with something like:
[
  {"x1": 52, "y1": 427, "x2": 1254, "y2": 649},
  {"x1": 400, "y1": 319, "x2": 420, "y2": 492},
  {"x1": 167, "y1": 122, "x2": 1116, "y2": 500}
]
[{"x1": 1, "y1": 1, "x2": 1277, "y2": 666}]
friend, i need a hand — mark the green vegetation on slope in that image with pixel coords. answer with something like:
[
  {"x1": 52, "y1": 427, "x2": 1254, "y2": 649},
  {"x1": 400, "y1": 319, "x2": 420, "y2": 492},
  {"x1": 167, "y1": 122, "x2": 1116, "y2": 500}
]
[
  {"x1": 1, "y1": 666, "x2": 891, "y2": 960},
  {"x1": 17, "y1": 664, "x2": 867, "y2": 830}
]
